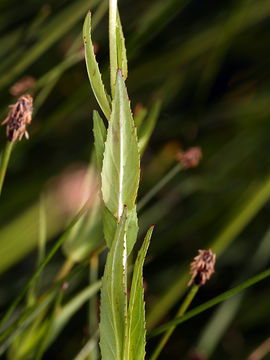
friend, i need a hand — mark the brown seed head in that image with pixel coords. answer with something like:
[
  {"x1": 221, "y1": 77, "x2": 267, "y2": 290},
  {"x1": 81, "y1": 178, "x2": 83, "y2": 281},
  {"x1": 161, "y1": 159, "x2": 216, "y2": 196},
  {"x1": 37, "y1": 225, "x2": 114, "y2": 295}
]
[
  {"x1": 188, "y1": 249, "x2": 216, "y2": 287},
  {"x1": 177, "y1": 147, "x2": 202, "y2": 169},
  {"x1": 9, "y1": 76, "x2": 35, "y2": 96},
  {"x1": 1, "y1": 94, "x2": 33, "y2": 142}
]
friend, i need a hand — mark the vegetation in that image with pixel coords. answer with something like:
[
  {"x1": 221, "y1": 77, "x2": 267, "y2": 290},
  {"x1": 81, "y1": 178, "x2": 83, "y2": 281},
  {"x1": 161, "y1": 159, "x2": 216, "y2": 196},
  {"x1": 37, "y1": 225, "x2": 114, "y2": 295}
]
[{"x1": 1, "y1": 0, "x2": 270, "y2": 359}]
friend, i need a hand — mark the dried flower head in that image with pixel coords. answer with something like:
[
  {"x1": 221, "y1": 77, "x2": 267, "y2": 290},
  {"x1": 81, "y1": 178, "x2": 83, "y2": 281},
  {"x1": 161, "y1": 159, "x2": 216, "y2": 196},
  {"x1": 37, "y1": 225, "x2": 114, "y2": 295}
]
[
  {"x1": 9, "y1": 76, "x2": 35, "y2": 97},
  {"x1": 1, "y1": 94, "x2": 33, "y2": 142},
  {"x1": 177, "y1": 147, "x2": 202, "y2": 169},
  {"x1": 188, "y1": 249, "x2": 216, "y2": 287}
]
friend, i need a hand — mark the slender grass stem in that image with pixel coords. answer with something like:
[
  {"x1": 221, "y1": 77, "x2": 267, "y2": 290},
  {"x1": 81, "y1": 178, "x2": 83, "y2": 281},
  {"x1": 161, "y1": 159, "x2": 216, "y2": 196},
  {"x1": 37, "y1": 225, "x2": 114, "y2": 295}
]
[
  {"x1": 137, "y1": 163, "x2": 182, "y2": 212},
  {"x1": 148, "y1": 266, "x2": 270, "y2": 339},
  {"x1": 150, "y1": 285, "x2": 198, "y2": 360},
  {"x1": 0, "y1": 141, "x2": 13, "y2": 196},
  {"x1": 35, "y1": 290, "x2": 64, "y2": 360},
  {"x1": 0, "y1": 199, "x2": 92, "y2": 332},
  {"x1": 27, "y1": 194, "x2": 47, "y2": 306},
  {"x1": 88, "y1": 255, "x2": 99, "y2": 360}
]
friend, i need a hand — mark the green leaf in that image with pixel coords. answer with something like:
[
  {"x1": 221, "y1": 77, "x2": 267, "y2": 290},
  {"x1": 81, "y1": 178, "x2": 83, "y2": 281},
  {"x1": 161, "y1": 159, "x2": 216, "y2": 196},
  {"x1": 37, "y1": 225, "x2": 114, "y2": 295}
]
[
  {"x1": 48, "y1": 281, "x2": 101, "y2": 347},
  {"x1": 101, "y1": 70, "x2": 140, "y2": 221},
  {"x1": 83, "y1": 11, "x2": 111, "y2": 120},
  {"x1": 116, "y1": 10, "x2": 128, "y2": 80},
  {"x1": 99, "y1": 207, "x2": 128, "y2": 360},
  {"x1": 138, "y1": 100, "x2": 161, "y2": 155},
  {"x1": 103, "y1": 206, "x2": 117, "y2": 249},
  {"x1": 93, "y1": 110, "x2": 107, "y2": 171},
  {"x1": 109, "y1": 0, "x2": 118, "y2": 97},
  {"x1": 124, "y1": 225, "x2": 154, "y2": 360},
  {"x1": 103, "y1": 206, "x2": 138, "y2": 256},
  {"x1": 126, "y1": 206, "x2": 139, "y2": 256}
]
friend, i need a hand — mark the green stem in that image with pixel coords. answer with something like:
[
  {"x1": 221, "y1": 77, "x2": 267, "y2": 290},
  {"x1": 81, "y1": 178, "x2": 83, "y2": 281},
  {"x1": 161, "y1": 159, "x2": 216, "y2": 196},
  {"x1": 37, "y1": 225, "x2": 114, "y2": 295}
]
[
  {"x1": 88, "y1": 256, "x2": 99, "y2": 360},
  {"x1": 0, "y1": 199, "x2": 91, "y2": 331},
  {"x1": 137, "y1": 163, "x2": 182, "y2": 212},
  {"x1": 27, "y1": 194, "x2": 47, "y2": 306},
  {"x1": 35, "y1": 290, "x2": 64, "y2": 360},
  {"x1": 148, "y1": 266, "x2": 270, "y2": 338},
  {"x1": 150, "y1": 285, "x2": 198, "y2": 360},
  {"x1": 147, "y1": 173, "x2": 270, "y2": 331},
  {"x1": 109, "y1": 0, "x2": 118, "y2": 97},
  {"x1": 0, "y1": 141, "x2": 13, "y2": 196}
]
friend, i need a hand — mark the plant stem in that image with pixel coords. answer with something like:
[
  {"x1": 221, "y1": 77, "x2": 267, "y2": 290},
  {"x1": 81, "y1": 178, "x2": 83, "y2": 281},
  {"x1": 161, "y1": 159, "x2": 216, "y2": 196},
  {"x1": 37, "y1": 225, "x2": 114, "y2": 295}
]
[
  {"x1": 109, "y1": 0, "x2": 118, "y2": 97},
  {"x1": 150, "y1": 285, "x2": 198, "y2": 360},
  {"x1": 35, "y1": 290, "x2": 64, "y2": 360},
  {"x1": 137, "y1": 163, "x2": 182, "y2": 212},
  {"x1": 0, "y1": 141, "x2": 13, "y2": 196},
  {"x1": 0, "y1": 198, "x2": 91, "y2": 331},
  {"x1": 149, "y1": 266, "x2": 270, "y2": 338},
  {"x1": 88, "y1": 255, "x2": 99, "y2": 360}
]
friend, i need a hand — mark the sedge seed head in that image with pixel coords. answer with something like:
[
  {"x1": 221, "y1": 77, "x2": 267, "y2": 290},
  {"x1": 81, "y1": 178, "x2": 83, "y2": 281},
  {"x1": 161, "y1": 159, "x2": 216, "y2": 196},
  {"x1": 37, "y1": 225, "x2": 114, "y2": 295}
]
[
  {"x1": 188, "y1": 249, "x2": 216, "y2": 287},
  {"x1": 1, "y1": 94, "x2": 33, "y2": 143}
]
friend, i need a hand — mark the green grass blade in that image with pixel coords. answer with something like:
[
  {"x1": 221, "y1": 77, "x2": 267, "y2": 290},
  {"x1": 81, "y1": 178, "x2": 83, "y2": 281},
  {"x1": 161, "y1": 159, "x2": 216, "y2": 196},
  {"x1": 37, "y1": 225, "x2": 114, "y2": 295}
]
[
  {"x1": 101, "y1": 70, "x2": 140, "y2": 222},
  {"x1": 0, "y1": 141, "x2": 13, "y2": 197},
  {"x1": 148, "y1": 267, "x2": 270, "y2": 338},
  {"x1": 124, "y1": 226, "x2": 153, "y2": 360},
  {"x1": 0, "y1": 0, "x2": 101, "y2": 90},
  {"x1": 0, "y1": 199, "x2": 91, "y2": 332},
  {"x1": 146, "y1": 173, "x2": 270, "y2": 330},
  {"x1": 83, "y1": 12, "x2": 111, "y2": 121},
  {"x1": 46, "y1": 281, "x2": 101, "y2": 348},
  {"x1": 99, "y1": 207, "x2": 128, "y2": 360},
  {"x1": 138, "y1": 99, "x2": 161, "y2": 155}
]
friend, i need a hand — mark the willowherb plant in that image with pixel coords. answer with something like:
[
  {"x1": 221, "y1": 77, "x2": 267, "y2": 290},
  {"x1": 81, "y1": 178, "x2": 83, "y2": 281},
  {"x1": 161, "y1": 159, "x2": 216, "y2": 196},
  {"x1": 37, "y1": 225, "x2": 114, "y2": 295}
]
[{"x1": 83, "y1": 2, "x2": 155, "y2": 359}]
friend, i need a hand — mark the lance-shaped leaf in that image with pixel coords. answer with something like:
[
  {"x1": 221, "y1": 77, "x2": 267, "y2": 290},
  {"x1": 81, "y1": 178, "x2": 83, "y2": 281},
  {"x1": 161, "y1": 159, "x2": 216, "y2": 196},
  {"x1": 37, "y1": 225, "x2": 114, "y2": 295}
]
[
  {"x1": 83, "y1": 12, "x2": 111, "y2": 121},
  {"x1": 126, "y1": 206, "x2": 138, "y2": 256},
  {"x1": 103, "y1": 206, "x2": 138, "y2": 256},
  {"x1": 101, "y1": 70, "x2": 140, "y2": 221},
  {"x1": 93, "y1": 110, "x2": 107, "y2": 171},
  {"x1": 124, "y1": 225, "x2": 154, "y2": 360},
  {"x1": 103, "y1": 206, "x2": 117, "y2": 249},
  {"x1": 116, "y1": 10, "x2": 128, "y2": 80},
  {"x1": 109, "y1": 0, "x2": 118, "y2": 97},
  {"x1": 100, "y1": 208, "x2": 128, "y2": 360}
]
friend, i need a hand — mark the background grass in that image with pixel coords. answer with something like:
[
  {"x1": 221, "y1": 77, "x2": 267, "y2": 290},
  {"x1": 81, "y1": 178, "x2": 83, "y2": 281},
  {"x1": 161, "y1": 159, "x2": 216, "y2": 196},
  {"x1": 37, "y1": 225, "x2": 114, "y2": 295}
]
[{"x1": 1, "y1": 0, "x2": 270, "y2": 359}]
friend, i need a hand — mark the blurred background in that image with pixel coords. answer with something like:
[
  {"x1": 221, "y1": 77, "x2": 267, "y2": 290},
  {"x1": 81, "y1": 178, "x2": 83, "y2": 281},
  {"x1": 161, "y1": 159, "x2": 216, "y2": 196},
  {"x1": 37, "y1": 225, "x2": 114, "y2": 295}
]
[{"x1": 1, "y1": 0, "x2": 270, "y2": 359}]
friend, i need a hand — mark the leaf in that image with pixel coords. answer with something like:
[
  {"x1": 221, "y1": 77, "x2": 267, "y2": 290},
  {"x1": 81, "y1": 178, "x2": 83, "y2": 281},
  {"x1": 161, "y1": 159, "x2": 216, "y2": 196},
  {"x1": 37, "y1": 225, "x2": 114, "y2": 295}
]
[
  {"x1": 93, "y1": 110, "x2": 107, "y2": 171},
  {"x1": 99, "y1": 208, "x2": 128, "y2": 360},
  {"x1": 109, "y1": 0, "x2": 118, "y2": 97},
  {"x1": 101, "y1": 70, "x2": 140, "y2": 221},
  {"x1": 126, "y1": 206, "x2": 138, "y2": 256},
  {"x1": 103, "y1": 206, "x2": 138, "y2": 256},
  {"x1": 116, "y1": 10, "x2": 128, "y2": 80},
  {"x1": 124, "y1": 225, "x2": 154, "y2": 360},
  {"x1": 138, "y1": 99, "x2": 161, "y2": 155},
  {"x1": 83, "y1": 11, "x2": 111, "y2": 121},
  {"x1": 48, "y1": 281, "x2": 101, "y2": 347},
  {"x1": 103, "y1": 206, "x2": 117, "y2": 249}
]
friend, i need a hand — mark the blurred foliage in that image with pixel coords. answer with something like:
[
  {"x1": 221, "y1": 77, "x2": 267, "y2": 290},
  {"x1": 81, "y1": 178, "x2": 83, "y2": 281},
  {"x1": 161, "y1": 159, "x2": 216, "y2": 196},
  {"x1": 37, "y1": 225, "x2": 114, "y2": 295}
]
[{"x1": 1, "y1": 0, "x2": 270, "y2": 359}]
